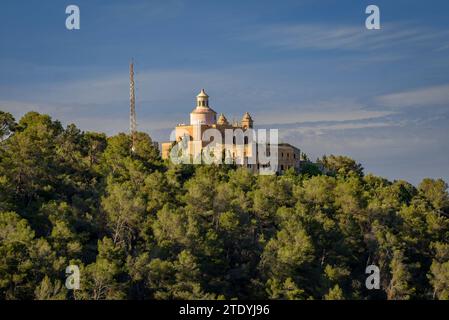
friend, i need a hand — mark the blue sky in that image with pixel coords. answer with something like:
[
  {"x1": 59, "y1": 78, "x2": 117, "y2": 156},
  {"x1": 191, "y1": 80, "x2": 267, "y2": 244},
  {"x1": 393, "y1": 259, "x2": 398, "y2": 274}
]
[{"x1": 1, "y1": 0, "x2": 449, "y2": 185}]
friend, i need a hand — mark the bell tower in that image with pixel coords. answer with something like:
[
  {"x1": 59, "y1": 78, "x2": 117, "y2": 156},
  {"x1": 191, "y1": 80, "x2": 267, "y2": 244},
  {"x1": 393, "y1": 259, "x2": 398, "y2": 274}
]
[
  {"x1": 190, "y1": 89, "x2": 217, "y2": 125},
  {"x1": 241, "y1": 112, "x2": 253, "y2": 129},
  {"x1": 197, "y1": 88, "x2": 209, "y2": 107}
]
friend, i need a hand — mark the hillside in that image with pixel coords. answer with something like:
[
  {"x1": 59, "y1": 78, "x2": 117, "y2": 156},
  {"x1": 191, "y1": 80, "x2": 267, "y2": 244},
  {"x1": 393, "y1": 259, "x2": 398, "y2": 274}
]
[{"x1": 0, "y1": 110, "x2": 448, "y2": 300}]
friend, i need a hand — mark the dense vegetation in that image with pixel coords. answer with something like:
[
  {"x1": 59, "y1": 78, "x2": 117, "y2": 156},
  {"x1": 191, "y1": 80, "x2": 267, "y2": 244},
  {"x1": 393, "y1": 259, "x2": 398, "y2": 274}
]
[{"x1": 0, "y1": 110, "x2": 448, "y2": 300}]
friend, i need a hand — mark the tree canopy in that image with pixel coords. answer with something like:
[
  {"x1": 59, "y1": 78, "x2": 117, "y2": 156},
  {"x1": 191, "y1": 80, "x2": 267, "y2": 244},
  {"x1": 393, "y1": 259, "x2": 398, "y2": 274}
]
[{"x1": 0, "y1": 111, "x2": 448, "y2": 300}]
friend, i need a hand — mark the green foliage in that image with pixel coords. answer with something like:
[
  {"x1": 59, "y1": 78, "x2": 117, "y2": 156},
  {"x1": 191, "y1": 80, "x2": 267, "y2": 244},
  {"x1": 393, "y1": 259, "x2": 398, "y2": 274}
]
[
  {"x1": 266, "y1": 277, "x2": 305, "y2": 300},
  {"x1": 321, "y1": 155, "x2": 364, "y2": 177},
  {"x1": 34, "y1": 276, "x2": 66, "y2": 300},
  {"x1": 299, "y1": 162, "x2": 322, "y2": 177},
  {"x1": 324, "y1": 284, "x2": 345, "y2": 300},
  {"x1": 0, "y1": 111, "x2": 448, "y2": 300},
  {"x1": 428, "y1": 242, "x2": 449, "y2": 300},
  {"x1": 419, "y1": 178, "x2": 449, "y2": 213},
  {"x1": 386, "y1": 250, "x2": 415, "y2": 300},
  {"x1": 0, "y1": 111, "x2": 16, "y2": 141}
]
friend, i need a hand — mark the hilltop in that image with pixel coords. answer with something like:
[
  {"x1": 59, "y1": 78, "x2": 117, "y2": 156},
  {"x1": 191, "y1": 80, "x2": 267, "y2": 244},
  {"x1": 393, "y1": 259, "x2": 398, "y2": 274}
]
[{"x1": 0, "y1": 110, "x2": 448, "y2": 300}]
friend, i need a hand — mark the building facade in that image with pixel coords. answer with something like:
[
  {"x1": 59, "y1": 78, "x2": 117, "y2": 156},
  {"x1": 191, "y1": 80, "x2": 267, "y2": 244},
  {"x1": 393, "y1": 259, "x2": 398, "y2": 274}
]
[{"x1": 161, "y1": 89, "x2": 301, "y2": 174}]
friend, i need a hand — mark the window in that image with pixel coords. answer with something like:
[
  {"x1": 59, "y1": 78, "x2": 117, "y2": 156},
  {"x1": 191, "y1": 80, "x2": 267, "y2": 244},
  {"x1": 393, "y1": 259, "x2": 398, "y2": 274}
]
[{"x1": 281, "y1": 165, "x2": 284, "y2": 171}]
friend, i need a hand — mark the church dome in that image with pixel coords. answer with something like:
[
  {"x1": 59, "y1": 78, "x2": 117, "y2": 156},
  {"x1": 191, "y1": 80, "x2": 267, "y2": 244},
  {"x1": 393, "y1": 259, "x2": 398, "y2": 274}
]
[{"x1": 190, "y1": 89, "x2": 217, "y2": 125}]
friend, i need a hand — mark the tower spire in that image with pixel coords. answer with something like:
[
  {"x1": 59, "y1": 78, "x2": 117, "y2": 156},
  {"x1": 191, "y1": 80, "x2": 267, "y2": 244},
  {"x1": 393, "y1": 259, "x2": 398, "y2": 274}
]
[{"x1": 130, "y1": 59, "x2": 137, "y2": 152}]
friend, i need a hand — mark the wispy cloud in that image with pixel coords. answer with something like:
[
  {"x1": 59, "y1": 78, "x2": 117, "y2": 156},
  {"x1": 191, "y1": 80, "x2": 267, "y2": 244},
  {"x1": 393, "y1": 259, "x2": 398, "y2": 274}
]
[
  {"x1": 279, "y1": 121, "x2": 394, "y2": 138},
  {"x1": 238, "y1": 23, "x2": 449, "y2": 52},
  {"x1": 378, "y1": 84, "x2": 449, "y2": 108},
  {"x1": 98, "y1": 0, "x2": 185, "y2": 24},
  {"x1": 0, "y1": 67, "x2": 400, "y2": 138},
  {"x1": 436, "y1": 43, "x2": 449, "y2": 51},
  {"x1": 279, "y1": 113, "x2": 449, "y2": 185},
  {"x1": 256, "y1": 109, "x2": 393, "y2": 126}
]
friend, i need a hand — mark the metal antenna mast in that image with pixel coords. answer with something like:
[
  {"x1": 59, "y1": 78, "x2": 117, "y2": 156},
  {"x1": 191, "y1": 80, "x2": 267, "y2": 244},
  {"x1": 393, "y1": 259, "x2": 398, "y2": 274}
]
[{"x1": 130, "y1": 60, "x2": 137, "y2": 152}]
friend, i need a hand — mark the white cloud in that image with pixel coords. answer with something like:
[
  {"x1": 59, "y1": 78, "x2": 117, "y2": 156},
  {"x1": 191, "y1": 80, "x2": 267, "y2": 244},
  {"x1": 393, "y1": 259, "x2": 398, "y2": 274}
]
[
  {"x1": 283, "y1": 120, "x2": 449, "y2": 185},
  {"x1": 279, "y1": 121, "x2": 394, "y2": 138},
  {"x1": 238, "y1": 23, "x2": 449, "y2": 52},
  {"x1": 256, "y1": 110, "x2": 393, "y2": 126},
  {"x1": 0, "y1": 70, "x2": 398, "y2": 138},
  {"x1": 253, "y1": 97, "x2": 396, "y2": 126},
  {"x1": 378, "y1": 84, "x2": 449, "y2": 108}
]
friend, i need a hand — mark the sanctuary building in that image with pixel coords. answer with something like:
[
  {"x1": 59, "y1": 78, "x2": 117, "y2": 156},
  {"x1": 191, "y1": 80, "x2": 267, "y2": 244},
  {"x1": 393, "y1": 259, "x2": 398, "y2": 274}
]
[{"x1": 161, "y1": 89, "x2": 301, "y2": 174}]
